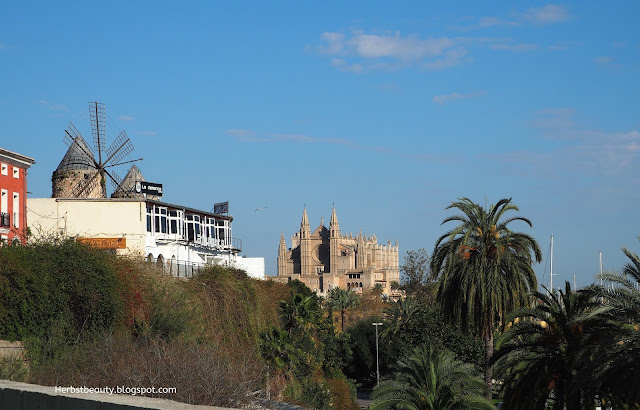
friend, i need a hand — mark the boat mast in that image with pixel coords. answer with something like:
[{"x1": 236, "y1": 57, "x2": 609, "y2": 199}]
[
  {"x1": 549, "y1": 234, "x2": 554, "y2": 294},
  {"x1": 599, "y1": 250, "x2": 603, "y2": 287}
]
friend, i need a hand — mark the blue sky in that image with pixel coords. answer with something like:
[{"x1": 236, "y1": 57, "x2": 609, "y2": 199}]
[{"x1": 1, "y1": 2, "x2": 638, "y2": 287}]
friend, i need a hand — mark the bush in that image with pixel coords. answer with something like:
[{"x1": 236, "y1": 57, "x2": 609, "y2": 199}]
[{"x1": 0, "y1": 240, "x2": 120, "y2": 362}]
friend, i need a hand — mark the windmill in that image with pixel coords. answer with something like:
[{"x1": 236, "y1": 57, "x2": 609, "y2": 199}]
[{"x1": 52, "y1": 102, "x2": 142, "y2": 199}]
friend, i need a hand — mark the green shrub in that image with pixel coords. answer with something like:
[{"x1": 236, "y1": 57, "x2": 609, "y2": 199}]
[{"x1": 0, "y1": 240, "x2": 120, "y2": 362}]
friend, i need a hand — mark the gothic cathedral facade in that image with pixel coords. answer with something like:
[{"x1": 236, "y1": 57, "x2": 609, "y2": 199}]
[{"x1": 277, "y1": 207, "x2": 399, "y2": 295}]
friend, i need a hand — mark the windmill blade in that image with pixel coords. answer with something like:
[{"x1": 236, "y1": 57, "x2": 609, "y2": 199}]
[
  {"x1": 64, "y1": 122, "x2": 84, "y2": 147},
  {"x1": 71, "y1": 170, "x2": 101, "y2": 198},
  {"x1": 89, "y1": 102, "x2": 106, "y2": 163},
  {"x1": 105, "y1": 168, "x2": 123, "y2": 193},
  {"x1": 63, "y1": 122, "x2": 100, "y2": 169},
  {"x1": 104, "y1": 130, "x2": 134, "y2": 166}
]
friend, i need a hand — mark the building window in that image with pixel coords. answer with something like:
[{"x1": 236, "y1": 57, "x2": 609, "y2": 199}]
[
  {"x1": 12, "y1": 167, "x2": 19, "y2": 179},
  {"x1": 0, "y1": 164, "x2": 6, "y2": 176},
  {"x1": 1, "y1": 189, "x2": 6, "y2": 216},
  {"x1": 154, "y1": 207, "x2": 167, "y2": 234},
  {"x1": 185, "y1": 214, "x2": 201, "y2": 242},
  {"x1": 206, "y1": 217, "x2": 216, "y2": 244},
  {"x1": 13, "y1": 193, "x2": 19, "y2": 228},
  {"x1": 146, "y1": 206, "x2": 153, "y2": 232},
  {"x1": 169, "y1": 210, "x2": 182, "y2": 236},
  {"x1": 215, "y1": 219, "x2": 228, "y2": 245}
]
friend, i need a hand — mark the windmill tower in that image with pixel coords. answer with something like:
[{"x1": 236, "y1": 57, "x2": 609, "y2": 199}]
[
  {"x1": 52, "y1": 102, "x2": 141, "y2": 199},
  {"x1": 111, "y1": 164, "x2": 146, "y2": 199}
]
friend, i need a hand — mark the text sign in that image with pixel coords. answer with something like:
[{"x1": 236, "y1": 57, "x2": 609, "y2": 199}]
[
  {"x1": 136, "y1": 181, "x2": 163, "y2": 197},
  {"x1": 78, "y1": 237, "x2": 127, "y2": 249}
]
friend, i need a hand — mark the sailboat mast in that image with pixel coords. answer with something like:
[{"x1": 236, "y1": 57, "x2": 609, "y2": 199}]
[
  {"x1": 550, "y1": 234, "x2": 554, "y2": 294},
  {"x1": 599, "y1": 250, "x2": 603, "y2": 287}
]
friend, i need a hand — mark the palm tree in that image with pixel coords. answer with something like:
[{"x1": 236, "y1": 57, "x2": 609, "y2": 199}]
[
  {"x1": 430, "y1": 197, "x2": 542, "y2": 390},
  {"x1": 326, "y1": 288, "x2": 359, "y2": 331},
  {"x1": 492, "y1": 282, "x2": 608, "y2": 410},
  {"x1": 371, "y1": 346, "x2": 494, "y2": 410},
  {"x1": 381, "y1": 295, "x2": 423, "y2": 341},
  {"x1": 584, "y1": 242, "x2": 640, "y2": 407},
  {"x1": 278, "y1": 293, "x2": 319, "y2": 333}
]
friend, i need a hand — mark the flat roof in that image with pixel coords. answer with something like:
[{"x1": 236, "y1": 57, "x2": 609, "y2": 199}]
[
  {"x1": 0, "y1": 147, "x2": 36, "y2": 167},
  {"x1": 42, "y1": 197, "x2": 232, "y2": 221}
]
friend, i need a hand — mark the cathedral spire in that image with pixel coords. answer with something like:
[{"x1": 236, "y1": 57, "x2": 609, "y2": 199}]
[
  {"x1": 301, "y1": 207, "x2": 310, "y2": 237},
  {"x1": 330, "y1": 206, "x2": 339, "y2": 229},
  {"x1": 330, "y1": 205, "x2": 340, "y2": 238}
]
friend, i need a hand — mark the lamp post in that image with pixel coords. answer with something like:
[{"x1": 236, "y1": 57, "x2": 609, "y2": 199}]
[{"x1": 372, "y1": 322, "x2": 383, "y2": 386}]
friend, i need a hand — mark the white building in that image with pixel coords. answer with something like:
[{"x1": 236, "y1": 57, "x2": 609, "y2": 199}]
[{"x1": 27, "y1": 197, "x2": 265, "y2": 279}]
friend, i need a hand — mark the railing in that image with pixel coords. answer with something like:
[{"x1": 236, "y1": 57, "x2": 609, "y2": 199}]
[
  {"x1": 165, "y1": 259, "x2": 206, "y2": 278},
  {"x1": 0, "y1": 213, "x2": 9, "y2": 228},
  {"x1": 232, "y1": 238, "x2": 242, "y2": 252},
  {"x1": 154, "y1": 235, "x2": 241, "y2": 253}
]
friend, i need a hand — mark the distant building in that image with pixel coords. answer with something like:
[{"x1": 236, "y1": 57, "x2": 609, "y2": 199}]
[
  {"x1": 28, "y1": 197, "x2": 265, "y2": 279},
  {"x1": 0, "y1": 148, "x2": 35, "y2": 244},
  {"x1": 276, "y1": 207, "x2": 399, "y2": 295}
]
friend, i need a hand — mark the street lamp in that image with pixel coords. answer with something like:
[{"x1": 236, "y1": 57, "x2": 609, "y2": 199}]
[{"x1": 372, "y1": 322, "x2": 383, "y2": 386}]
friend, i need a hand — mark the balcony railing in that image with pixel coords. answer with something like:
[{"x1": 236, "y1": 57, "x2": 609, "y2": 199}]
[{"x1": 0, "y1": 212, "x2": 10, "y2": 228}]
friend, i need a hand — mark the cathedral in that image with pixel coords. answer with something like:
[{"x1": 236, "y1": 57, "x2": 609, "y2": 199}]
[{"x1": 277, "y1": 207, "x2": 399, "y2": 295}]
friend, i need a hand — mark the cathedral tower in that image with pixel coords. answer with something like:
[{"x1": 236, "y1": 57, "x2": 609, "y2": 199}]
[
  {"x1": 277, "y1": 232, "x2": 287, "y2": 276},
  {"x1": 329, "y1": 206, "x2": 340, "y2": 275},
  {"x1": 300, "y1": 207, "x2": 311, "y2": 276}
]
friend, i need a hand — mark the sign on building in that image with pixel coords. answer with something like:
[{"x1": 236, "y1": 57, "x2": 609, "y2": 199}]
[
  {"x1": 78, "y1": 237, "x2": 127, "y2": 249},
  {"x1": 135, "y1": 181, "x2": 163, "y2": 197}
]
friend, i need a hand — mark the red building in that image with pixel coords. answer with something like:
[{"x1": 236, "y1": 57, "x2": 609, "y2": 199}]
[{"x1": 0, "y1": 148, "x2": 35, "y2": 244}]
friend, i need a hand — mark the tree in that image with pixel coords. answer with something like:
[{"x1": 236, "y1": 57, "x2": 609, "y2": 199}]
[
  {"x1": 583, "y1": 241, "x2": 640, "y2": 407},
  {"x1": 278, "y1": 293, "x2": 319, "y2": 334},
  {"x1": 492, "y1": 282, "x2": 609, "y2": 410},
  {"x1": 326, "y1": 288, "x2": 359, "y2": 331},
  {"x1": 401, "y1": 248, "x2": 430, "y2": 294},
  {"x1": 430, "y1": 197, "x2": 542, "y2": 391},
  {"x1": 371, "y1": 346, "x2": 493, "y2": 410},
  {"x1": 381, "y1": 295, "x2": 424, "y2": 342}
]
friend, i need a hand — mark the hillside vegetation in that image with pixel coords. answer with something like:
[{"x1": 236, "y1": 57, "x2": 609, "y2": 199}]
[{"x1": 0, "y1": 240, "x2": 357, "y2": 408}]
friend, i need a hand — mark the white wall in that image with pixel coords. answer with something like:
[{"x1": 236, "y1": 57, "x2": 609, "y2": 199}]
[
  {"x1": 231, "y1": 256, "x2": 265, "y2": 279},
  {"x1": 27, "y1": 198, "x2": 146, "y2": 255}
]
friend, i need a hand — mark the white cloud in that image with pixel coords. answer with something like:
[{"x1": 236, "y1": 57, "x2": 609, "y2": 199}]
[
  {"x1": 594, "y1": 56, "x2": 613, "y2": 64},
  {"x1": 502, "y1": 109, "x2": 640, "y2": 178},
  {"x1": 331, "y1": 58, "x2": 363, "y2": 73},
  {"x1": 455, "y1": 4, "x2": 569, "y2": 31},
  {"x1": 119, "y1": 115, "x2": 135, "y2": 121},
  {"x1": 313, "y1": 31, "x2": 464, "y2": 72},
  {"x1": 39, "y1": 100, "x2": 69, "y2": 111},
  {"x1": 522, "y1": 4, "x2": 569, "y2": 25},
  {"x1": 532, "y1": 108, "x2": 576, "y2": 129},
  {"x1": 268, "y1": 133, "x2": 315, "y2": 143},
  {"x1": 321, "y1": 32, "x2": 345, "y2": 54},
  {"x1": 433, "y1": 91, "x2": 484, "y2": 105},
  {"x1": 347, "y1": 33, "x2": 453, "y2": 60},
  {"x1": 548, "y1": 41, "x2": 580, "y2": 51},
  {"x1": 490, "y1": 43, "x2": 538, "y2": 52},
  {"x1": 423, "y1": 47, "x2": 469, "y2": 70},
  {"x1": 224, "y1": 129, "x2": 256, "y2": 137}
]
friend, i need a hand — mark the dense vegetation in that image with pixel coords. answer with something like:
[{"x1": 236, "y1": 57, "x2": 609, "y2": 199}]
[{"x1": 1, "y1": 197, "x2": 639, "y2": 409}]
